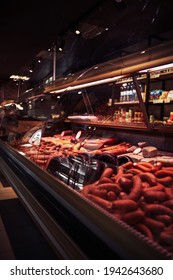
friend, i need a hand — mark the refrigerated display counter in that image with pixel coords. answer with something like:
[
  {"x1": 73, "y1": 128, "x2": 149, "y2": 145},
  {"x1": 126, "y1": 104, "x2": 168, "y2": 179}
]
[
  {"x1": 1, "y1": 42, "x2": 173, "y2": 259},
  {"x1": 0, "y1": 138, "x2": 172, "y2": 260}
]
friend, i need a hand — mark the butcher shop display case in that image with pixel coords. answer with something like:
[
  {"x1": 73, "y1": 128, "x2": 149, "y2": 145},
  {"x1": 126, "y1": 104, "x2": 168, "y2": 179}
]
[{"x1": 1, "y1": 42, "x2": 173, "y2": 259}]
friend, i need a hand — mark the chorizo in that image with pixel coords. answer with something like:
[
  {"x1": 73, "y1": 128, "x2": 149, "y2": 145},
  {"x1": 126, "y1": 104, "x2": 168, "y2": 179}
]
[
  {"x1": 140, "y1": 172, "x2": 157, "y2": 186},
  {"x1": 126, "y1": 168, "x2": 143, "y2": 175},
  {"x1": 155, "y1": 169, "x2": 173, "y2": 178},
  {"x1": 155, "y1": 215, "x2": 172, "y2": 226},
  {"x1": 121, "y1": 161, "x2": 133, "y2": 169},
  {"x1": 144, "y1": 204, "x2": 173, "y2": 218},
  {"x1": 162, "y1": 199, "x2": 173, "y2": 210},
  {"x1": 157, "y1": 176, "x2": 173, "y2": 186},
  {"x1": 118, "y1": 177, "x2": 133, "y2": 192},
  {"x1": 143, "y1": 217, "x2": 164, "y2": 234},
  {"x1": 98, "y1": 177, "x2": 113, "y2": 184},
  {"x1": 112, "y1": 199, "x2": 138, "y2": 213},
  {"x1": 159, "y1": 231, "x2": 173, "y2": 245},
  {"x1": 164, "y1": 187, "x2": 173, "y2": 199},
  {"x1": 143, "y1": 191, "x2": 168, "y2": 203},
  {"x1": 126, "y1": 175, "x2": 142, "y2": 201},
  {"x1": 142, "y1": 183, "x2": 164, "y2": 193},
  {"x1": 90, "y1": 188, "x2": 108, "y2": 199},
  {"x1": 133, "y1": 162, "x2": 154, "y2": 173},
  {"x1": 80, "y1": 184, "x2": 95, "y2": 195},
  {"x1": 107, "y1": 191, "x2": 117, "y2": 201},
  {"x1": 139, "y1": 161, "x2": 156, "y2": 170},
  {"x1": 135, "y1": 223, "x2": 154, "y2": 240},
  {"x1": 153, "y1": 162, "x2": 163, "y2": 172},
  {"x1": 97, "y1": 183, "x2": 121, "y2": 194},
  {"x1": 100, "y1": 167, "x2": 114, "y2": 179},
  {"x1": 113, "y1": 166, "x2": 124, "y2": 183},
  {"x1": 121, "y1": 209, "x2": 144, "y2": 225},
  {"x1": 86, "y1": 194, "x2": 112, "y2": 211}
]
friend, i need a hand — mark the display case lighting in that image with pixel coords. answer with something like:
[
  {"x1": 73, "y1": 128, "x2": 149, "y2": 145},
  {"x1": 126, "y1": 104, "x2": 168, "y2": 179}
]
[
  {"x1": 139, "y1": 63, "x2": 173, "y2": 73},
  {"x1": 50, "y1": 75, "x2": 124, "y2": 94}
]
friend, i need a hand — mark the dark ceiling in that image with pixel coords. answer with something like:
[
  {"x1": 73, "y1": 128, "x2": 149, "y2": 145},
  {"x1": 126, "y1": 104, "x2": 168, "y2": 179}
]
[
  {"x1": 0, "y1": 0, "x2": 173, "y2": 84},
  {"x1": 0, "y1": 0, "x2": 101, "y2": 81}
]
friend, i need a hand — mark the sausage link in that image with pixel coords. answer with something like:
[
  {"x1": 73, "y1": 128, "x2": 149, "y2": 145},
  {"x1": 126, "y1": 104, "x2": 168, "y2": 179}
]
[
  {"x1": 135, "y1": 223, "x2": 154, "y2": 240},
  {"x1": 86, "y1": 194, "x2": 112, "y2": 211},
  {"x1": 162, "y1": 199, "x2": 173, "y2": 210},
  {"x1": 157, "y1": 176, "x2": 173, "y2": 186},
  {"x1": 97, "y1": 183, "x2": 121, "y2": 194},
  {"x1": 100, "y1": 167, "x2": 114, "y2": 179},
  {"x1": 140, "y1": 172, "x2": 157, "y2": 186},
  {"x1": 155, "y1": 169, "x2": 173, "y2": 178},
  {"x1": 143, "y1": 191, "x2": 168, "y2": 203},
  {"x1": 144, "y1": 204, "x2": 173, "y2": 218},
  {"x1": 126, "y1": 175, "x2": 142, "y2": 201},
  {"x1": 159, "y1": 231, "x2": 173, "y2": 245},
  {"x1": 112, "y1": 199, "x2": 138, "y2": 213},
  {"x1": 121, "y1": 210, "x2": 144, "y2": 225},
  {"x1": 154, "y1": 215, "x2": 172, "y2": 226},
  {"x1": 143, "y1": 217, "x2": 165, "y2": 234},
  {"x1": 133, "y1": 162, "x2": 154, "y2": 173}
]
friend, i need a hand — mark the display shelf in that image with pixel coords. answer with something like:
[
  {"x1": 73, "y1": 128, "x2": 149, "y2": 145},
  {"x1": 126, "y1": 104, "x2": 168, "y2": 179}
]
[
  {"x1": 113, "y1": 101, "x2": 140, "y2": 105},
  {"x1": 65, "y1": 119, "x2": 148, "y2": 131}
]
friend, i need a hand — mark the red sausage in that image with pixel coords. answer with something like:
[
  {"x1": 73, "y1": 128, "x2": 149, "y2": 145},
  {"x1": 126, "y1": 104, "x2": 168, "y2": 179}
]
[{"x1": 126, "y1": 175, "x2": 142, "y2": 201}]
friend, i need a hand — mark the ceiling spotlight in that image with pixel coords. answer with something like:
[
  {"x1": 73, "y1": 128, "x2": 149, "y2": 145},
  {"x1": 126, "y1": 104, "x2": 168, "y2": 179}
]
[
  {"x1": 58, "y1": 47, "x2": 63, "y2": 52},
  {"x1": 75, "y1": 29, "x2": 80, "y2": 35},
  {"x1": 38, "y1": 59, "x2": 41, "y2": 63},
  {"x1": 29, "y1": 69, "x2": 33, "y2": 73}
]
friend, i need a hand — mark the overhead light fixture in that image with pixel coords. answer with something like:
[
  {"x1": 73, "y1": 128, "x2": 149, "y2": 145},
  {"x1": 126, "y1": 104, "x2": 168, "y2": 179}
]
[
  {"x1": 58, "y1": 47, "x2": 63, "y2": 52},
  {"x1": 29, "y1": 69, "x2": 33, "y2": 73},
  {"x1": 38, "y1": 59, "x2": 41, "y2": 63},
  {"x1": 75, "y1": 29, "x2": 80, "y2": 35},
  {"x1": 10, "y1": 75, "x2": 30, "y2": 81}
]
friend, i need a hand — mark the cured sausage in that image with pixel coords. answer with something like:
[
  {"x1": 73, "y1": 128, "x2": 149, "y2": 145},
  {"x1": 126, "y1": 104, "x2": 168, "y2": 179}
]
[
  {"x1": 86, "y1": 194, "x2": 112, "y2": 211},
  {"x1": 100, "y1": 167, "x2": 114, "y2": 179},
  {"x1": 159, "y1": 231, "x2": 173, "y2": 245},
  {"x1": 121, "y1": 210, "x2": 144, "y2": 225},
  {"x1": 126, "y1": 168, "x2": 143, "y2": 175},
  {"x1": 162, "y1": 199, "x2": 173, "y2": 210},
  {"x1": 118, "y1": 177, "x2": 133, "y2": 192},
  {"x1": 98, "y1": 177, "x2": 113, "y2": 184},
  {"x1": 97, "y1": 183, "x2": 121, "y2": 194},
  {"x1": 144, "y1": 204, "x2": 173, "y2": 218},
  {"x1": 155, "y1": 215, "x2": 172, "y2": 226},
  {"x1": 155, "y1": 169, "x2": 173, "y2": 178},
  {"x1": 140, "y1": 172, "x2": 157, "y2": 186},
  {"x1": 126, "y1": 175, "x2": 142, "y2": 201},
  {"x1": 135, "y1": 223, "x2": 154, "y2": 240},
  {"x1": 112, "y1": 199, "x2": 138, "y2": 213},
  {"x1": 133, "y1": 162, "x2": 154, "y2": 173},
  {"x1": 143, "y1": 217, "x2": 164, "y2": 234},
  {"x1": 157, "y1": 176, "x2": 173, "y2": 186},
  {"x1": 143, "y1": 191, "x2": 168, "y2": 203}
]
